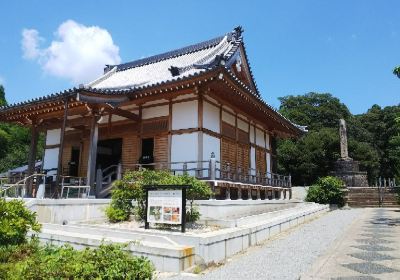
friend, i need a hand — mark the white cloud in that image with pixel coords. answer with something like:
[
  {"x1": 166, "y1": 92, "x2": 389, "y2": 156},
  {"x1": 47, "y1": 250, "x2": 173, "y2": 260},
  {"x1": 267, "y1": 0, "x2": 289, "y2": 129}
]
[
  {"x1": 21, "y1": 20, "x2": 121, "y2": 84},
  {"x1": 22, "y1": 29, "x2": 43, "y2": 59}
]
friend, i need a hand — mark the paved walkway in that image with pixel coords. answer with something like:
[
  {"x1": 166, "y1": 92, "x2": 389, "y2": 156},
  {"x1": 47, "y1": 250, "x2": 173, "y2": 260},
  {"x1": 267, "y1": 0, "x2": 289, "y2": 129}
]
[
  {"x1": 161, "y1": 209, "x2": 362, "y2": 280},
  {"x1": 303, "y1": 208, "x2": 400, "y2": 280}
]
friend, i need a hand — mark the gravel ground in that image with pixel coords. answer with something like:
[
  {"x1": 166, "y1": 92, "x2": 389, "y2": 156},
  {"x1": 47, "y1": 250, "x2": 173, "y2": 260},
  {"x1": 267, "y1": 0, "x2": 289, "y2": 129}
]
[{"x1": 161, "y1": 209, "x2": 361, "y2": 280}]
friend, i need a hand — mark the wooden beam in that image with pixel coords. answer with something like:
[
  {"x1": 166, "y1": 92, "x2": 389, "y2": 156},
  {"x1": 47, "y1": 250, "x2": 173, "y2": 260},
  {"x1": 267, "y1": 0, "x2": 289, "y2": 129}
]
[
  {"x1": 77, "y1": 91, "x2": 129, "y2": 104},
  {"x1": 39, "y1": 116, "x2": 93, "y2": 130},
  {"x1": 109, "y1": 108, "x2": 139, "y2": 121},
  {"x1": 87, "y1": 113, "x2": 100, "y2": 188},
  {"x1": 56, "y1": 98, "x2": 69, "y2": 192},
  {"x1": 26, "y1": 124, "x2": 38, "y2": 197}
]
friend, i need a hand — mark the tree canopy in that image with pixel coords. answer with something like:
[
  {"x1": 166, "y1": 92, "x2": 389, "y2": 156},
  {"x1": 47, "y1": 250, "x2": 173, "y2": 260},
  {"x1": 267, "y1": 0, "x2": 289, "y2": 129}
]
[
  {"x1": 278, "y1": 92, "x2": 396, "y2": 185},
  {"x1": 0, "y1": 86, "x2": 44, "y2": 173},
  {"x1": 394, "y1": 66, "x2": 400, "y2": 78}
]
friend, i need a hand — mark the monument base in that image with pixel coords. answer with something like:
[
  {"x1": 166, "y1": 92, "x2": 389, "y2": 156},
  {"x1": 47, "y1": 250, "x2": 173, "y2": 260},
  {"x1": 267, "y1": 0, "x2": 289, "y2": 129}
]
[{"x1": 333, "y1": 158, "x2": 369, "y2": 187}]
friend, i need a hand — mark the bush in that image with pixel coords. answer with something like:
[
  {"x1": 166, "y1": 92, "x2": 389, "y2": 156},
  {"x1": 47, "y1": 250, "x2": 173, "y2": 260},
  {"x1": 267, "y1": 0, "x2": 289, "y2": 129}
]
[
  {"x1": 106, "y1": 170, "x2": 212, "y2": 223},
  {"x1": 0, "y1": 199, "x2": 41, "y2": 246},
  {"x1": 305, "y1": 176, "x2": 345, "y2": 207},
  {"x1": 0, "y1": 243, "x2": 155, "y2": 280}
]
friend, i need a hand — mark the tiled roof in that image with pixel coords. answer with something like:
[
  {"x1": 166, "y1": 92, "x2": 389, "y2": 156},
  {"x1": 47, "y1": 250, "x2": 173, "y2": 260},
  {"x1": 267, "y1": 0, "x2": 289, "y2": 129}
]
[
  {"x1": 0, "y1": 26, "x2": 305, "y2": 134},
  {"x1": 87, "y1": 28, "x2": 245, "y2": 91}
]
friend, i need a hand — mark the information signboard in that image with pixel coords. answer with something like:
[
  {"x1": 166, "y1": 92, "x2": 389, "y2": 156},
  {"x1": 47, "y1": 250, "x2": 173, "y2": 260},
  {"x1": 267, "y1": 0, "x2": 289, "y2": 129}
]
[
  {"x1": 147, "y1": 190, "x2": 182, "y2": 224},
  {"x1": 144, "y1": 185, "x2": 190, "y2": 232}
]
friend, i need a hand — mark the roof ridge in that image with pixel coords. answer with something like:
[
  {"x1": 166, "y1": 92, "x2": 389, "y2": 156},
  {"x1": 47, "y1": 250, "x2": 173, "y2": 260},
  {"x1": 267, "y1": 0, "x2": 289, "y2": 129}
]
[{"x1": 113, "y1": 30, "x2": 238, "y2": 72}]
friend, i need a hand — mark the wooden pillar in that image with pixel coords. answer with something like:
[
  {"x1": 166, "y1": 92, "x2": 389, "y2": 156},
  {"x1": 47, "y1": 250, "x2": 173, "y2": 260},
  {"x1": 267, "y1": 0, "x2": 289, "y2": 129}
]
[
  {"x1": 26, "y1": 124, "x2": 38, "y2": 197},
  {"x1": 197, "y1": 91, "x2": 203, "y2": 177},
  {"x1": 56, "y1": 98, "x2": 69, "y2": 190},
  {"x1": 87, "y1": 114, "x2": 99, "y2": 187}
]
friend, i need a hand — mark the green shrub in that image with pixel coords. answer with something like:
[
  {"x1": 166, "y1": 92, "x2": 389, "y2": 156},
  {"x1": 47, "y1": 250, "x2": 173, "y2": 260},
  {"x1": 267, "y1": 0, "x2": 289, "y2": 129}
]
[
  {"x1": 0, "y1": 199, "x2": 41, "y2": 246},
  {"x1": 186, "y1": 206, "x2": 201, "y2": 223},
  {"x1": 0, "y1": 243, "x2": 155, "y2": 280},
  {"x1": 305, "y1": 176, "x2": 345, "y2": 207},
  {"x1": 106, "y1": 170, "x2": 212, "y2": 223}
]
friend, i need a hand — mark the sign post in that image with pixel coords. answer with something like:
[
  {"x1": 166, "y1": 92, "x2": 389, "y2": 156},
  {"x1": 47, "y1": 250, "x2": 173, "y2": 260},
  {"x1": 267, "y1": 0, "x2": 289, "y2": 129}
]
[{"x1": 144, "y1": 185, "x2": 190, "y2": 233}]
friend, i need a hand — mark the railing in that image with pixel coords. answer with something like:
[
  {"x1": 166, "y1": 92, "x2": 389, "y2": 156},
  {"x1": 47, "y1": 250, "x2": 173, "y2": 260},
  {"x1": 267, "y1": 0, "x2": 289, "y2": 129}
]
[
  {"x1": 60, "y1": 176, "x2": 89, "y2": 198},
  {"x1": 372, "y1": 177, "x2": 398, "y2": 207},
  {"x1": 373, "y1": 177, "x2": 397, "y2": 188},
  {"x1": 110, "y1": 157, "x2": 291, "y2": 189},
  {"x1": 0, "y1": 173, "x2": 46, "y2": 198},
  {"x1": 217, "y1": 162, "x2": 291, "y2": 188}
]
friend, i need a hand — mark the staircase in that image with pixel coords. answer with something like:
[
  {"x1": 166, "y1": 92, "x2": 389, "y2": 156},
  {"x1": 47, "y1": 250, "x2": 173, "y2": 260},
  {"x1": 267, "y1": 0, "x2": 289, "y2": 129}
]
[
  {"x1": 347, "y1": 187, "x2": 399, "y2": 208},
  {"x1": 95, "y1": 164, "x2": 122, "y2": 198}
]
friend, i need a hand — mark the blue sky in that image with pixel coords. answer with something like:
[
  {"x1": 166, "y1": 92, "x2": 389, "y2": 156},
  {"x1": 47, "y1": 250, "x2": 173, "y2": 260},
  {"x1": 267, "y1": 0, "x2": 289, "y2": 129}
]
[{"x1": 0, "y1": 0, "x2": 399, "y2": 114}]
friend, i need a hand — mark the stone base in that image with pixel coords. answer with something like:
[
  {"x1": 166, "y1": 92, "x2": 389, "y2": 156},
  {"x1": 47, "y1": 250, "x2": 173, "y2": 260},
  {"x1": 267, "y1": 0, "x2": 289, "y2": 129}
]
[{"x1": 333, "y1": 159, "x2": 369, "y2": 187}]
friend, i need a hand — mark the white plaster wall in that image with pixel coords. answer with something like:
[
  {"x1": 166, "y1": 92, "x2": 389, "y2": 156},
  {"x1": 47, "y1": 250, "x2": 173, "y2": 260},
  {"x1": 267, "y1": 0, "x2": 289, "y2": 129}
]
[
  {"x1": 266, "y1": 153, "x2": 271, "y2": 176},
  {"x1": 237, "y1": 118, "x2": 248, "y2": 132},
  {"x1": 171, "y1": 133, "x2": 198, "y2": 175},
  {"x1": 266, "y1": 134, "x2": 270, "y2": 149},
  {"x1": 172, "y1": 100, "x2": 198, "y2": 130},
  {"x1": 250, "y1": 125, "x2": 255, "y2": 143},
  {"x1": 256, "y1": 128, "x2": 266, "y2": 148},
  {"x1": 203, "y1": 102, "x2": 220, "y2": 133},
  {"x1": 250, "y1": 147, "x2": 256, "y2": 175},
  {"x1": 202, "y1": 134, "x2": 220, "y2": 177},
  {"x1": 111, "y1": 115, "x2": 128, "y2": 122},
  {"x1": 46, "y1": 129, "x2": 61, "y2": 145},
  {"x1": 43, "y1": 148, "x2": 59, "y2": 171},
  {"x1": 222, "y1": 111, "x2": 235, "y2": 126},
  {"x1": 142, "y1": 105, "x2": 169, "y2": 119}
]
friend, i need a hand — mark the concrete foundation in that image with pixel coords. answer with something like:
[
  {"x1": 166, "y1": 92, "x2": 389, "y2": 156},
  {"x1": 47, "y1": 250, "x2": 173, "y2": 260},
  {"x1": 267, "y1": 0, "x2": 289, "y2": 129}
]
[{"x1": 33, "y1": 202, "x2": 329, "y2": 272}]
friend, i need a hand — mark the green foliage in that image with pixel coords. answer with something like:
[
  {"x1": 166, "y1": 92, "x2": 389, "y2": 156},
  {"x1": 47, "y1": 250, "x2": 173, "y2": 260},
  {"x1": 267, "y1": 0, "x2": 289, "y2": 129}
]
[
  {"x1": 393, "y1": 66, "x2": 400, "y2": 78},
  {"x1": 305, "y1": 176, "x2": 345, "y2": 206},
  {"x1": 186, "y1": 206, "x2": 201, "y2": 223},
  {"x1": 0, "y1": 199, "x2": 41, "y2": 246},
  {"x1": 0, "y1": 242, "x2": 155, "y2": 280},
  {"x1": 356, "y1": 104, "x2": 400, "y2": 179},
  {"x1": 106, "y1": 170, "x2": 212, "y2": 223},
  {"x1": 278, "y1": 92, "x2": 351, "y2": 131},
  {"x1": 0, "y1": 85, "x2": 6, "y2": 107},
  {"x1": 278, "y1": 128, "x2": 341, "y2": 185},
  {"x1": 278, "y1": 92, "x2": 398, "y2": 185},
  {"x1": 0, "y1": 86, "x2": 44, "y2": 173}
]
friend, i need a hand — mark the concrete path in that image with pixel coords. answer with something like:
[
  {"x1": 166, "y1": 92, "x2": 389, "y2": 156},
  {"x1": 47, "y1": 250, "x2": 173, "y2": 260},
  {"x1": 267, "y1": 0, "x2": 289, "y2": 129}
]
[
  {"x1": 303, "y1": 208, "x2": 400, "y2": 280},
  {"x1": 160, "y1": 208, "x2": 362, "y2": 280}
]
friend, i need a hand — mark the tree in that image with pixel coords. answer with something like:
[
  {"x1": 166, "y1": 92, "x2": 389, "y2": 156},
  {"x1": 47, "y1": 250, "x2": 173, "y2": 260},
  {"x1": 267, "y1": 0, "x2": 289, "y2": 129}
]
[
  {"x1": 0, "y1": 86, "x2": 44, "y2": 173},
  {"x1": 357, "y1": 105, "x2": 400, "y2": 178},
  {"x1": 277, "y1": 92, "x2": 385, "y2": 185},
  {"x1": 394, "y1": 66, "x2": 400, "y2": 79},
  {"x1": 278, "y1": 92, "x2": 351, "y2": 131},
  {"x1": 0, "y1": 85, "x2": 6, "y2": 107}
]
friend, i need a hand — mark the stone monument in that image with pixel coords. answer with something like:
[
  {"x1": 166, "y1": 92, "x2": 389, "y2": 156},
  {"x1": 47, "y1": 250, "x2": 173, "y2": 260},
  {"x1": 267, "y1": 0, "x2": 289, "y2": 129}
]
[{"x1": 333, "y1": 119, "x2": 369, "y2": 187}]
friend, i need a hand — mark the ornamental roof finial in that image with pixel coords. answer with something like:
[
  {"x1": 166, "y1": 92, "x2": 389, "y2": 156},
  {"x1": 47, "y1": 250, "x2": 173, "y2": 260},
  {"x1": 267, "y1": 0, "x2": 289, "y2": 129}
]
[{"x1": 233, "y1": 26, "x2": 244, "y2": 39}]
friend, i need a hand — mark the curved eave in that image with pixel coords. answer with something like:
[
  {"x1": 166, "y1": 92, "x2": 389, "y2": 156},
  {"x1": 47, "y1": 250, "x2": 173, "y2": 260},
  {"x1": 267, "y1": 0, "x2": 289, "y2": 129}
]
[{"x1": 221, "y1": 68, "x2": 305, "y2": 137}]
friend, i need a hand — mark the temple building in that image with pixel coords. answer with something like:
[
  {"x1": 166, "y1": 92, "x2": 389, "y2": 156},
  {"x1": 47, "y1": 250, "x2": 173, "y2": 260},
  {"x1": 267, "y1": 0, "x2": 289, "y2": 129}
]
[{"x1": 0, "y1": 27, "x2": 305, "y2": 199}]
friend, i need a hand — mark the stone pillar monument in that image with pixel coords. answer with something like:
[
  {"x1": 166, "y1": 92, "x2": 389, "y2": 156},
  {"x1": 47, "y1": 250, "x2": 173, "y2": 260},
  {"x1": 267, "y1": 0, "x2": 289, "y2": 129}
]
[
  {"x1": 339, "y1": 119, "x2": 350, "y2": 160},
  {"x1": 333, "y1": 119, "x2": 369, "y2": 187}
]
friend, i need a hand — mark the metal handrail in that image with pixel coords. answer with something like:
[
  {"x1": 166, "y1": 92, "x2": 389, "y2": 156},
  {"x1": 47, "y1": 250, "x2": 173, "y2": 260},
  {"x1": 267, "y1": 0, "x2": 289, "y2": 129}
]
[{"x1": 0, "y1": 173, "x2": 46, "y2": 198}]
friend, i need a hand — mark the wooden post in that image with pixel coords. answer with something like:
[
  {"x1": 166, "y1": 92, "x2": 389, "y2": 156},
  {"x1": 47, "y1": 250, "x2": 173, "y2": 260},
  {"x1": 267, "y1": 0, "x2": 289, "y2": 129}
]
[
  {"x1": 197, "y1": 90, "x2": 203, "y2": 178},
  {"x1": 87, "y1": 113, "x2": 99, "y2": 187},
  {"x1": 56, "y1": 98, "x2": 69, "y2": 192},
  {"x1": 26, "y1": 123, "x2": 38, "y2": 197}
]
